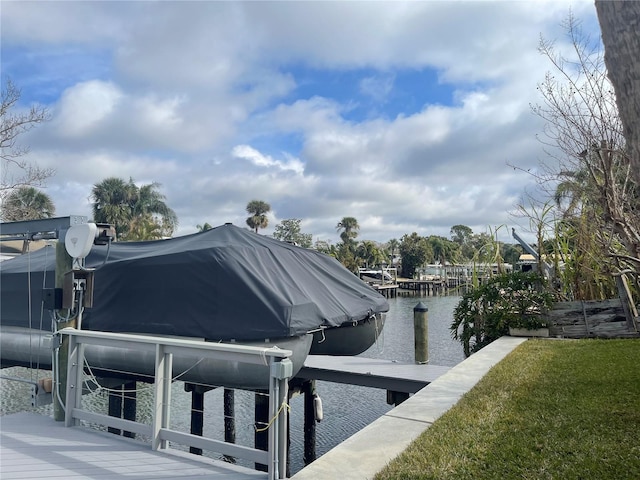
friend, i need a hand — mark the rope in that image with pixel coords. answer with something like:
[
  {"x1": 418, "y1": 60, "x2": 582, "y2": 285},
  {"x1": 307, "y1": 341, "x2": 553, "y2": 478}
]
[{"x1": 254, "y1": 401, "x2": 290, "y2": 433}]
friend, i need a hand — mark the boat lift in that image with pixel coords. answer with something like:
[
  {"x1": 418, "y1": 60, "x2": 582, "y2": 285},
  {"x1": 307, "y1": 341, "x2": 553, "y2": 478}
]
[{"x1": 511, "y1": 228, "x2": 554, "y2": 279}]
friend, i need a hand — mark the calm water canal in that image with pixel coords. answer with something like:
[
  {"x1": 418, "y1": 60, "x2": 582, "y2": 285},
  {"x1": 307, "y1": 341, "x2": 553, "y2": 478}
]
[{"x1": 0, "y1": 293, "x2": 465, "y2": 474}]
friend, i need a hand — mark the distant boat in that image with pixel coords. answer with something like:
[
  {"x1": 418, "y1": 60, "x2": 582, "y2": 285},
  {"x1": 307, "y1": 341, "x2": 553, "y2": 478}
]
[
  {"x1": 0, "y1": 223, "x2": 388, "y2": 388},
  {"x1": 359, "y1": 269, "x2": 395, "y2": 284}
]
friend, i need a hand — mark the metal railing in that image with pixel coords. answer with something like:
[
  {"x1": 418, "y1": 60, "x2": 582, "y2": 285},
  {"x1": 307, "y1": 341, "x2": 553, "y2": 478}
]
[{"x1": 61, "y1": 327, "x2": 293, "y2": 480}]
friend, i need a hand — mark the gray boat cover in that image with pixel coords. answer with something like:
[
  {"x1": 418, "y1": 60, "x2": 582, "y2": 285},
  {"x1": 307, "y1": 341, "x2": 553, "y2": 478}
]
[{"x1": 0, "y1": 224, "x2": 388, "y2": 341}]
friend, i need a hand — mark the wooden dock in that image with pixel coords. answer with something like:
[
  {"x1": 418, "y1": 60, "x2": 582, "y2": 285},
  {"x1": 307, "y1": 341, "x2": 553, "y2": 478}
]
[
  {"x1": 396, "y1": 278, "x2": 447, "y2": 296},
  {"x1": 297, "y1": 355, "x2": 450, "y2": 394},
  {"x1": 0, "y1": 412, "x2": 264, "y2": 480}
]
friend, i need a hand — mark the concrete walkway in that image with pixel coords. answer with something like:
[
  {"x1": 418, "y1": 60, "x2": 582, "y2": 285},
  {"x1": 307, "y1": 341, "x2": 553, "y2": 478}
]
[{"x1": 290, "y1": 336, "x2": 528, "y2": 480}]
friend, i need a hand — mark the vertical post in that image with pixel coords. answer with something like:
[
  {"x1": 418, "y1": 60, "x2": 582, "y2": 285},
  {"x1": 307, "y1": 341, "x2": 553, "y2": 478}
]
[
  {"x1": 303, "y1": 380, "x2": 317, "y2": 465},
  {"x1": 267, "y1": 358, "x2": 290, "y2": 480},
  {"x1": 54, "y1": 242, "x2": 74, "y2": 421},
  {"x1": 153, "y1": 344, "x2": 172, "y2": 451},
  {"x1": 108, "y1": 386, "x2": 123, "y2": 435},
  {"x1": 123, "y1": 382, "x2": 137, "y2": 438},
  {"x1": 414, "y1": 302, "x2": 429, "y2": 364},
  {"x1": 268, "y1": 371, "x2": 278, "y2": 480},
  {"x1": 64, "y1": 333, "x2": 79, "y2": 427},
  {"x1": 223, "y1": 388, "x2": 236, "y2": 462},
  {"x1": 189, "y1": 385, "x2": 204, "y2": 455},
  {"x1": 276, "y1": 375, "x2": 288, "y2": 480},
  {"x1": 254, "y1": 390, "x2": 269, "y2": 472}
]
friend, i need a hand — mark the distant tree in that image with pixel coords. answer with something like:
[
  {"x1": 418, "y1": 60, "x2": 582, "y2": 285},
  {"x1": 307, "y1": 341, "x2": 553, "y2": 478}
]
[
  {"x1": 245, "y1": 200, "x2": 271, "y2": 233},
  {"x1": 273, "y1": 218, "x2": 312, "y2": 247},
  {"x1": 1, "y1": 78, "x2": 53, "y2": 202},
  {"x1": 500, "y1": 243, "x2": 523, "y2": 267},
  {"x1": 126, "y1": 214, "x2": 164, "y2": 241},
  {"x1": 386, "y1": 238, "x2": 399, "y2": 263},
  {"x1": 133, "y1": 183, "x2": 177, "y2": 236},
  {"x1": 92, "y1": 177, "x2": 177, "y2": 240},
  {"x1": 450, "y1": 225, "x2": 473, "y2": 245},
  {"x1": 196, "y1": 222, "x2": 213, "y2": 232},
  {"x1": 356, "y1": 240, "x2": 385, "y2": 268},
  {"x1": 450, "y1": 225, "x2": 475, "y2": 260},
  {"x1": 336, "y1": 243, "x2": 361, "y2": 273},
  {"x1": 336, "y1": 216, "x2": 359, "y2": 247},
  {"x1": 427, "y1": 235, "x2": 460, "y2": 265},
  {"x1": 399, "y1": 233, "x2": 432, "y2": 278},
  {"x1": 91, "y1": 177, "x2": 136, "y2": 237},
  {"x1": 1, "y1": 186, "x2": 55, "y2": 221},
  {"x1": 314, "y1": 239, "x2": 336, "y2": 256}
]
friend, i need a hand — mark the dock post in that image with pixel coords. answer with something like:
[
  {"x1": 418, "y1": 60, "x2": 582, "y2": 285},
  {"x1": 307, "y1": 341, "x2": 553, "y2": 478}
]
[
  {"x1": 303, "y1": 380, "x2": 317, "y2": 465},
  {"x1": 184, "y1": 383, "x2": 206, "y2": 455},
  {"x1": 123, "y1": 381, "x2": 136, "y2": 438},
  {"x1": 414, "y1": 302, "x2": 429, "y2": 364},
  {"x1": 108, "y1": 387, "x2": 123, "y2": 435},
  {"x1": 53, "y1": 241, "x2": 74, "y2": 422},
  {"x1": 254, "y1": 390, "x2": 269, "y2": 472},
  {"x1": 223, "y1": 388, "x2": 236, "y2": 463}
]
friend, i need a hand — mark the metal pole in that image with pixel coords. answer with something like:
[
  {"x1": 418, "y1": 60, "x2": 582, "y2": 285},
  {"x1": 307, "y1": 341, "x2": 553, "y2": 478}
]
[
  {"x1": 254, "y1": 390, "x2": 269, "y2": 472},
  {"x1": 414, "y1": 302, "x2": 429, "y2": 364}
]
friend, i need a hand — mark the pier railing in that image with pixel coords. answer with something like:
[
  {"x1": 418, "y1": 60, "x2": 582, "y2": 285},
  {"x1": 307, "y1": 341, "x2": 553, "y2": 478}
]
[{"x1": 60, "y1": 327, "x2": 292, "y2": 480}]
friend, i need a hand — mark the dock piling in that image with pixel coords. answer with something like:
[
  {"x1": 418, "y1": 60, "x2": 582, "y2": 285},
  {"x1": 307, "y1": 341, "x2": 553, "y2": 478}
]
[
  {"x1": 223, "y1": 388, "x2": 236, "y2": 463},
  {"x1": 303, "y1": 380, "x2": 317, "y2": 465},
  {"x1": 414, "y1": 302, "x2": 429, "y2": 364}
]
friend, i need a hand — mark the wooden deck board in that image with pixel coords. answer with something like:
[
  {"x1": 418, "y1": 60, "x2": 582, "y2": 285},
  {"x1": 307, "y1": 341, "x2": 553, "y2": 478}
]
[{"x1": 0, "y1": 412, "x2": 265, "y2": 479}]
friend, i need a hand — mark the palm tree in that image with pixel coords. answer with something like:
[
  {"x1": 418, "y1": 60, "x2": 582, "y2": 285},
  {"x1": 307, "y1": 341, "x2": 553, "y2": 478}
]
[
  {"x1": 245, "y1": 200, "x2": 271, "y2": 233},
  {"x1": 91, "y1": 177, "x2": 177, "y2": 240},
  {"x1": 133, "y1": 182, "x2": 178, "y2": 237},
  {"x1": 336, "y1": 217, "x2": 359, "y2": 245},
  {"x1": 386, "y1": 238, "x2": 399, "y2": 264},
  {"x1": 126, "y1": 214, "x2": 164, "y2": 241},
  {"x1": 356, "y1": 240, "x2": 385, "y2": 268},
  {"x1": 91, "y1": 177, "x2": 136, "y2": 238},
  {"x1": 196, "y1": 222, "x2": 213, "y2": 232},
  {"x1": 1, "y1": 186, "x2": 55, "y2": 221}
]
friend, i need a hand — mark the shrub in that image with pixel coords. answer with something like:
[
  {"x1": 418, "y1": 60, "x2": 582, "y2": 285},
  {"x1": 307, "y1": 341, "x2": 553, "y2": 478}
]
[{"x1": 450, "y1": 272, "x2": 554, "y2": 356}]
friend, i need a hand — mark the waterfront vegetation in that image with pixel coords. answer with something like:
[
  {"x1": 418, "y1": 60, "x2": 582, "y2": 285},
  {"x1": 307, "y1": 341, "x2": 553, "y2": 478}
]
[
  {"x1": 450, "y1": 272, "x2": 555, "y2": 356},
  {"x1": 375, "y1": 338, "x2": 640, "y2": 480}
]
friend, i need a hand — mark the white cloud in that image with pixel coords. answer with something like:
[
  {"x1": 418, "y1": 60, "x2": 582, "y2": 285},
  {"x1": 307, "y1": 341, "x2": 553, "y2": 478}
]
[
  {"x1": 231, "y1": 145, "x2": 304, "y2": 174},
  {"x1": 54, "y1": 81, "x2": 122, "y2": 137},
  {"x1": 3, "y1": 1, "x2": 600, "y2": 244}
]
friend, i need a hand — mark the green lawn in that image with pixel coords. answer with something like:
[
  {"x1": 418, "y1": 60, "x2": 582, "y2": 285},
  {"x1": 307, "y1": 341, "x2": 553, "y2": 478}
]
[{"x1": 375, "y1": 338, "x2": 640, "y2": 480}]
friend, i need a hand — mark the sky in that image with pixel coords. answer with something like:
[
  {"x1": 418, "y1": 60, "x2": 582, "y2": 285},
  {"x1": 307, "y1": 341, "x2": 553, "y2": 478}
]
[{"x1": 1, "y1": 0, "x2": 602, "y2": 246}]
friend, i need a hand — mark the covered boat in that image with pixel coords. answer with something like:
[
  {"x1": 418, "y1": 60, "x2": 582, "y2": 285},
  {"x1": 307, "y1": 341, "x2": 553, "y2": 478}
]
[{"x1": 0, "y1": 223, "x2": 388, "y2": 387}]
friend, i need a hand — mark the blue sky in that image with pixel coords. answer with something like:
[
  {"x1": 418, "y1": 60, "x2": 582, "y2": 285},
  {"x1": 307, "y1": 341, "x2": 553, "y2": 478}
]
[{"x1": 1, "y1": 0, "x2": 600, "y2": 245}]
